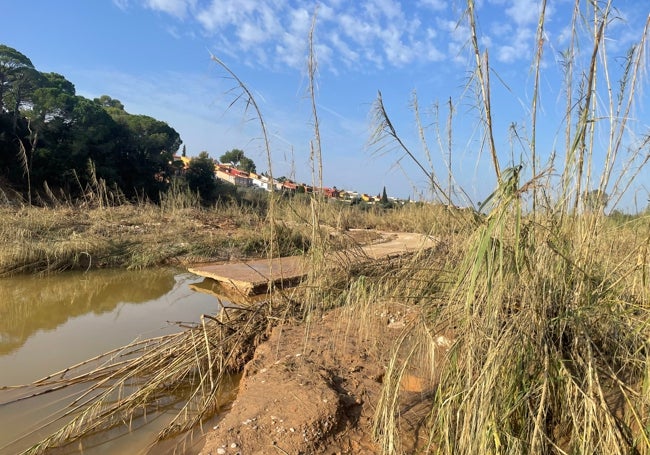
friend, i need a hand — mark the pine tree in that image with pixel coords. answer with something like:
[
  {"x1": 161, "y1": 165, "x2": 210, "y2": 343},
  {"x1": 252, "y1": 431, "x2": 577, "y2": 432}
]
[{"x1": 381, "y1": 186, "x2": 389, "y2": 204}]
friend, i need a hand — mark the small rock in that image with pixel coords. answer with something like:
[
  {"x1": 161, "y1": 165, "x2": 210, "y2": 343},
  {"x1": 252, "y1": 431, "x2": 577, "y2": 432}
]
[
  {"x1": 230, "y1": 442, "x2": 238, "y2": 448},
  {"x1": 216, "y1": 449, "x2": 226, "y2": 455}
]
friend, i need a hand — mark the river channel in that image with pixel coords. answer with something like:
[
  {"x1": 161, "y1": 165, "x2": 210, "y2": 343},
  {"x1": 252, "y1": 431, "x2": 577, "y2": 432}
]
[{"x1": 0, "y1": 268, "x2": 230, "y2": 455}]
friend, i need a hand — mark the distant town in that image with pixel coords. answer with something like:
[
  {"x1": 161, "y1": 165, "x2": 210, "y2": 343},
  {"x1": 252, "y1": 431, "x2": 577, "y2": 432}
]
[{"x1": 173, "y1": 154, "x2": 411, "y2": 205}]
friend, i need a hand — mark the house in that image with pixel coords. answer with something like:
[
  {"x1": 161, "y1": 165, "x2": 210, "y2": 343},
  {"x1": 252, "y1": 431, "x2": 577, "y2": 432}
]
[
  {"x1": 215, "y1": 164, "x2": 252, "y2": 187},
  {"x1": 321, "y1": 187, "x2": 340, "y2": 198},
  {"x1": 171, "y1": 155, "x2": 191, "y2": 174},
  {"x1": 249, "y1": 172, "x2": 272, "y2": 191},
  {"x1": 281, "y1": 181, "x2": 298, "y2": 192}
]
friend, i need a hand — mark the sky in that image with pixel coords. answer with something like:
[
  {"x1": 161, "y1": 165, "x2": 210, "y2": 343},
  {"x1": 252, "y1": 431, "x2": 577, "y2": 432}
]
[{"x1": 2, "y1": 0, "x2": 649, "y2": 210}]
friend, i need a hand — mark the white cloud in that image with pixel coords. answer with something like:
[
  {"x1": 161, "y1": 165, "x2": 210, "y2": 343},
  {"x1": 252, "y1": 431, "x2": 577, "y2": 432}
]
[
  {"x1": 418, "y1": 0, "x2": 446, "y2": 12},
  {"x1": 127, "y1": 0, "x2": 463, "y2": 72},
  {"x1": 496, "y1": 26, "x2": 533, "y2": 63},
  {"x1": 365, "y1": 0, "x2": 404, "y2": 20},
  {"x1": 505, "y1": 0, "x2": 540, "y2": 26},
  {"x1": 328, "y1": 32, "x2": 360, "y2": 67},
  {"x1": 237, "y1": 21, "x2": 269, "y2": 49},
  {"x1": 439, "y1": 18, "x2": 470, "y2": 63},
  {"x1": 274, "y1": 7, "x2": 312, "y2": 69},
  {"x1": 338, "y1": 13, "x2": 381, "y2": 47},
  {"x1": 145, "y1": 0, "x2": 196, "y2": 18},
  {"x1": 382, "y1": 26, "x2": 414, "y2": 65},
  {"x1": 489, "y1": 21, "x2": 513, "y2": 37},
  {"x1": 196, "y1": 0, "x2": 258, "y2": 31},
  {"x1": 112, "y1": 0, "x2": 129, "y2": 11}
]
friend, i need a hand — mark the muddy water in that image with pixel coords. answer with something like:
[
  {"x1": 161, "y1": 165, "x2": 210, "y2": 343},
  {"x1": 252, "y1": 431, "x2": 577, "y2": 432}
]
[{"x1": 0, "y1": 268, "x2": 226, "y2": 455}]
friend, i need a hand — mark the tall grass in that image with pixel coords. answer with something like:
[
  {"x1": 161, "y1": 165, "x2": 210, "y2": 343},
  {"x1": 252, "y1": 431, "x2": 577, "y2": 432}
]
[{"x1": 367, "y1": 1, "x2": 650, "y2": 454}]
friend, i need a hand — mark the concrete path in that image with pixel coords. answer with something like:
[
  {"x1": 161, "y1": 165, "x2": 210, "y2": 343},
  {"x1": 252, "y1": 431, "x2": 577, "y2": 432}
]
[{"x1": 188, "y1": 231, "x2": 437, "y2": 295}]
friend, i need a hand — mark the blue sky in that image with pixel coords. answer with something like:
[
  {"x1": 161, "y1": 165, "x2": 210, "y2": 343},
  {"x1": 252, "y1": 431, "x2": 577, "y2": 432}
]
[{"x1": 2, "y1": 0, "x2": 649, "y2": 209}]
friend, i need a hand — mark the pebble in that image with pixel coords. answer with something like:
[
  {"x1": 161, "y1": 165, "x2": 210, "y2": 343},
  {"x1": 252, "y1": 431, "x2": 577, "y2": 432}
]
[{"x1": 216, "y1": 449, "x2": 226, "y2": 455}]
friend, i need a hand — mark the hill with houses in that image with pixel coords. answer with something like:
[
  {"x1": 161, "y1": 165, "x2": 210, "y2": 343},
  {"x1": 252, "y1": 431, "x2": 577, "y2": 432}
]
[{"x1": 173, "y1": 154, "x2": 406, "y2": 205}]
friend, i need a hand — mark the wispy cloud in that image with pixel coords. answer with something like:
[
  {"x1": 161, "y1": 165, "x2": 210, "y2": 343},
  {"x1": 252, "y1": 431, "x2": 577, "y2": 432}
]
[
  {"x1": 141, "y1": 0, "x2": 197, "y2": 18},
  {"x1": 121, "y1": 0, "x2": 646, "y2": 75},
  {"x1": 136, "y1": 0, "x2": 456, "y2": 72},
  {"x1": 505, "y1": 0, "x2": 541, "y2": 26}
]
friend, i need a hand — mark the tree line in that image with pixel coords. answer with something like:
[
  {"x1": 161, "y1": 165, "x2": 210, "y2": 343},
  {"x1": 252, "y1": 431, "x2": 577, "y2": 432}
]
[{"x1": 0, "y1": 44, "x2": 182, "y2": 203}]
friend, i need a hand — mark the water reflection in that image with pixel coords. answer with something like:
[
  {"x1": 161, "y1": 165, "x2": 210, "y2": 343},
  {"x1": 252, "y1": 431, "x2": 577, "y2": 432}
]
[
  {"x1": 0, "y1": 269, "x2": 176, "y2": 355},
  {"x1": 0, "y1": 268, "x2": 227, "y2": 455},
  {"x1": 189, "y1": 278, "x2": 269, "y2": 306}
]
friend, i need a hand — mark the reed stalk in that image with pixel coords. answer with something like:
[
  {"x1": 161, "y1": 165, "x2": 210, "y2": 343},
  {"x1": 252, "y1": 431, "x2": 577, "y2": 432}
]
[{"x1": 366, "y1": 1, "x2": 650, "y2": 454}]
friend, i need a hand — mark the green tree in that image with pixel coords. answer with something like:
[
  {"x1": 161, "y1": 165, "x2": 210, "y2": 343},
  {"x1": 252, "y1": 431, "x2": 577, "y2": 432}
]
[
  {"x1": 30, "y1": 72, "x2": 76, "y2": 123},
  {"x1": 94, "y1": 95, "x2": 124, "y2": 111},
  {"x1": 0, "y1": 46, "x2": 185, "y2": 203},
  {"x1": 0, "y1": 45, "x2": 38, "y2": 129},
  {"x1": 186, "y1": 151, "x2": 217, "y2": 202},
  {"x1": 220, "y1": 148, "x2": 256, "y2": 173},
  {"x1": 28, "y1": 94, "x2": 121, "y2": 196},
  {"x1": 381, "y1": 186, "x2": 389, "y2": 204},
  {"x1": 104, "y1": 105, "x2": 181, "y2": 200}
]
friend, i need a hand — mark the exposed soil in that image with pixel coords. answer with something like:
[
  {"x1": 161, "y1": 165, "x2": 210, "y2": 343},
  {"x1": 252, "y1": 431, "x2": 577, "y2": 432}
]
[{"x1": 199, "y1": 299, "x2": 451, "y2": 455}]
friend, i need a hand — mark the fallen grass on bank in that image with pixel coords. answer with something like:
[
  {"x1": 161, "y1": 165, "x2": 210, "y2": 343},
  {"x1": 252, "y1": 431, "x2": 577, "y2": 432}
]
[
  {"x1": 1, "y1": 290, "x2": 277, "y2": 454},
  {"x1": 0, "y1": 200, "x2": 281, "y2": 277},
  {"x1": 0, "y1": 193, "x2": 467, "y2": 278}
]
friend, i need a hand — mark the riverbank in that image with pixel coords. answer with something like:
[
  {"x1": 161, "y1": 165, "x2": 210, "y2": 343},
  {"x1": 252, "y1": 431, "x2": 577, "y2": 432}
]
[
  {"x1": 4, "y1": 199, "x2": 650, "y2": 454},
  {"x1": 0, "y1": 199, "x2": 458, "y2": 277},
  {"x1": 198, "y1": 285, "x2": 452, "y2": 455},
  {"x1": 0, "y1": 203, "x2": 277, "y2": 276}
]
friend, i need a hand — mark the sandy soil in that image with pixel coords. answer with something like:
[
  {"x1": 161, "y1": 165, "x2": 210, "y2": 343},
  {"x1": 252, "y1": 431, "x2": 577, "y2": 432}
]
[{"x1": 199, "y1": 299, "x2": 450, "y2": 455}]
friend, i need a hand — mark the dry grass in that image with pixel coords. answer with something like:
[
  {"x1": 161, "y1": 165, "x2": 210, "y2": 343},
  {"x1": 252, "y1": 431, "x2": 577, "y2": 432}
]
[
  {"x1": 0, "y1": 200, "x2": 308, "y2": 277},
  {"x1": 360, "y1": 1, "x2": 650, "y2": 453}
]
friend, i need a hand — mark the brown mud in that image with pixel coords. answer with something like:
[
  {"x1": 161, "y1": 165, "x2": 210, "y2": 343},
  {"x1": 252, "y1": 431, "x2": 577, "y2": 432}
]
[{"x1": 200, "y1": 299, "x2": 451, "y2": 455}]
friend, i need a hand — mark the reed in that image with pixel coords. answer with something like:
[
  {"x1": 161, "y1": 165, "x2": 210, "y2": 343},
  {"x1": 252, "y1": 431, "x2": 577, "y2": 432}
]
[{"x1": 365, "y1": 1, "x2": 650, "y2": 454}]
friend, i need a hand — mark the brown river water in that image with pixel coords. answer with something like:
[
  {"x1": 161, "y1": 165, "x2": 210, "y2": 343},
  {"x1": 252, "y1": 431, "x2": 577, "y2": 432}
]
[{"x1": 0, "y1": 268, "x2": 230, "y2": 455}]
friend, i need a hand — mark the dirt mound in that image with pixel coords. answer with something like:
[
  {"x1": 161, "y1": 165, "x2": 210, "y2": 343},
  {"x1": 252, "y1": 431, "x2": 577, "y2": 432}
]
[{"x1": 200, "y1": 303, "x2": 439, "y2": 455}]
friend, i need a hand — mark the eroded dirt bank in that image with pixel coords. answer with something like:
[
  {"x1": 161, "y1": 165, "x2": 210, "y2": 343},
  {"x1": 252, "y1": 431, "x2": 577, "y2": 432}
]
[{"x1": 199, "y1": 301, "x2": 445, "y2": 455}]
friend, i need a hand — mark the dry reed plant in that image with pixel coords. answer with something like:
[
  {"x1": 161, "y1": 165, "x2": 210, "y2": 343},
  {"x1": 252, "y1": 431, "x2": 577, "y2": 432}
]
[{"x1": 365, "y1": 1, "x2": 650, "y2": 454}]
